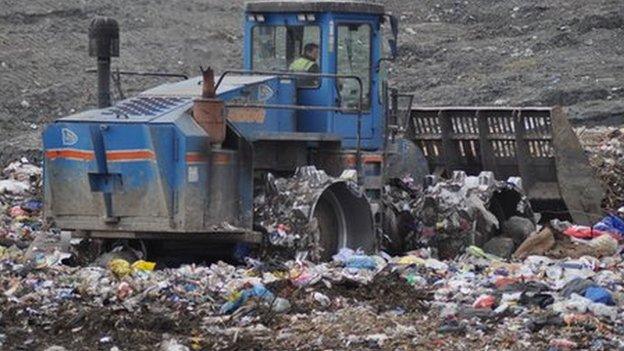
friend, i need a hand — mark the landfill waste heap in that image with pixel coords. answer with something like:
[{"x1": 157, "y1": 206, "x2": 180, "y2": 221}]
[{"x1": 1, "y1": 126, "x2": 624, "y2": 350}]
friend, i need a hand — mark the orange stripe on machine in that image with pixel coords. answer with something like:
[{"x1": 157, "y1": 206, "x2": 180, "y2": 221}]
[
  {"x1": 45, "y1": 149, "x2": 95, "y2": 161},
  {"x1": 342, "y1": 154, "x2": 383, "y2": 166},
  {"x1": 212, "y1": 153, "x2": 231, "y2": 165},
  {"x1": 45, "y1": 149, "x2": 157, "y2": 162},
  {"x1": 363, "y1": 154, "x2": 383, "y2": 163},
  {"x1": 106, "y1": 150, "x2": 155, "y2": 162},
  {"x1": 185, "y1": 152, "x2": 209, "y2": 163}
]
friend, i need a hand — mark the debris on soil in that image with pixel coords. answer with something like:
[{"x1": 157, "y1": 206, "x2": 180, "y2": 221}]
[
  {"x1": 2, "y1": 159, "x2": 624, "y2": 350},
  {"x1": 580, "y1": 126, "x2": 624, "y2": 211},
  {"x1": 0, "y1": 158, "x2": 45, "y2": 250},
  {"x1": 3, "y1": 221, "x2": 624, "y2": 349},
  {"x1": 384, "y1": 170, "x2": 534, "y2": 258}
]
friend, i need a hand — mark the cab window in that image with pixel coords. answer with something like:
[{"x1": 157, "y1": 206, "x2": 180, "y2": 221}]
[
  {"x1": 252, "y1": 26, "x2": 287, "y2": 70},
  {"x1": 336, "y1": 24, "x2": 371, "y2": 109},
  {"x1": 252, "y1": 25, "x2": 320, "y2": 87}
]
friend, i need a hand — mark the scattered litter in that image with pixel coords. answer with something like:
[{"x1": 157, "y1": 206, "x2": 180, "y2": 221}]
[
  {"x1": 0, "y1": 148, "x2": 623, "y2": 350},
  {"x1": 159, "y1": 338, "x2": 190, "y2": 351},
  {"x1": 384, "y1": 171, "x2": 534, "y2": 258},
  {"x1": 473, "y1": 294, "x2": 496, "y2": 309}
]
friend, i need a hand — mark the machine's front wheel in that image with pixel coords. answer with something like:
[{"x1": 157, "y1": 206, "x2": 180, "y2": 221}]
[
  {"x1": 314, "y1": 192, "x2": 343, "y2": 261},
  {"x1": 255, "y1": 167, "x2": 376, "y2": 262},
  {"x1": 312, "y1": 181, "x2": 375, "y2": 260}
]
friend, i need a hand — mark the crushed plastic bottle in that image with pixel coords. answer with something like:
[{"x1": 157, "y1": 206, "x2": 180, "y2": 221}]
[
  {"x1": 345, "y1": 255, "x2": 377, "y2": 270},
  {"x1": 549, "y1": 338, "x2": 578, "y2": 350}
]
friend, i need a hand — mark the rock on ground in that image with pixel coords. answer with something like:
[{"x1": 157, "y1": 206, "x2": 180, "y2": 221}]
[
  {"x1": 502, "y1": 216, "x2": 536, "y2": 246},
  {"x1": 482, "y1": 236, "x2": 515, "y2": 259}
]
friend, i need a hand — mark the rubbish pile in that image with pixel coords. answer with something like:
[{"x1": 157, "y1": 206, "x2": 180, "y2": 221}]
[
  {"x1": 581, "y1": 126, "x2": 624, "y2": 211},
  {"x1": 0, "y1": 158, "x2": 45, "y2": 250},
  {"x1": 2, "y1": 229, "x2": 624, "y2": 349},
  {"x1": 514, "y1": 217, "x2": 623, "y2": 260},
  {"x1": 384, "y1": 171, "x2": 535, "y2": 259},
  {"x1": 1, "y1": 153, "x2": 624, "y2": 349}
]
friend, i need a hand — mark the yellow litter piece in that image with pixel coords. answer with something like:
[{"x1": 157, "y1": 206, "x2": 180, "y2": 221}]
[
  {"x1": 14, "y1": 215, "x2": 30, "y2": 222},
  {"x1": 227, "y1": 290, "x2": 243, "y2": 302},
  {"x1": 108, "y1": 259, "x2": 132, "y2": 278},
  {"x1": 272, "y1": 270, "x2": 290, "y2": 279},
  {"x1": 397, "y1": 255, "x2": 425, "y2": 266},
  {"x1": 131, "y1": 260, "x2": 156, "y2": 271},
  {"x1": 466, "y1": 245, "x2": 501, "y2": 261},
  {"x1": 436, "y1": 221, "x2": 445, "y2": 231},
  {"x1": 190, "y1": 338, "x2": 202, "y2": 351}
]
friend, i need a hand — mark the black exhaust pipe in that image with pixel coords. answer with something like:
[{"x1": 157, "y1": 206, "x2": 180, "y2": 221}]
[{"x1": 88, "y1": 17, "x2": 119, "y2": 108}]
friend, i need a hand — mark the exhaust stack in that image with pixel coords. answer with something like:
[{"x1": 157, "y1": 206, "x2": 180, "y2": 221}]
[
  {"x1": 88, "y1": 17, "x2": 119, "y2": 108},
  {"x1": 193, "y1": 67, "x2": 225, "y2": 145}
]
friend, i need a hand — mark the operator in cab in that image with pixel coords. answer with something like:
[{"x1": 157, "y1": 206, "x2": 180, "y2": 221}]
[{"x1": 289, "y1": 43, "x2": 320, "y2": 87}]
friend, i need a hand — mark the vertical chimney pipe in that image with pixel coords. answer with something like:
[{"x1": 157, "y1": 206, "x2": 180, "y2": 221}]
[{"x1": 88, "y1": 17, "x2": 119, "y2": 108}]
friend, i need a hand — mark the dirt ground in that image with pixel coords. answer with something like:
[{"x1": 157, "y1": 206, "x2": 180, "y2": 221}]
[{"x1": 1, "y1": 0, "x2": 623, "y2": 164}]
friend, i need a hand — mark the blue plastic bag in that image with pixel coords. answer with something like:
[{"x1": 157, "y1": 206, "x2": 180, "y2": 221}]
[
  {"x1": 593, "y1": 214, "x2": 624, "y2": 239},
  {"x1": 584, "y1": 286, "x2": 614, "y2": 305},
  {"x1": 248, "y1": 284, "x2": 275, "y2": 300},
  {"x1": 21, "y1": 199, "x2": 43, "y2": 212},
  {"x1": 220, "y1": 284, "x2": 275, "y2": 314},
  {"x1": 346, "y1": 255, "x2": 377, "y2": 270}
]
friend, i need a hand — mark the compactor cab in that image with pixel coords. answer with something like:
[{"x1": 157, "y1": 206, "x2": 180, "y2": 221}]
[{"x1": 242, "y1": 1, "x2": 397, "y2": 150}]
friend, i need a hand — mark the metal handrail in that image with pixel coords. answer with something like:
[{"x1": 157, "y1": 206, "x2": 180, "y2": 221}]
[
  {"x1": 216, "y1": 69, "x2": 366, "y2": 184},
  {"x1": 215, "y1": 69, "x2": 362, "y2": 100},
  {"x1": 85, "y1": 68, "x2": 189, "y2": 80},
  {"x1": 225, "y1": 103, "x2": 361, "y2": 114}
]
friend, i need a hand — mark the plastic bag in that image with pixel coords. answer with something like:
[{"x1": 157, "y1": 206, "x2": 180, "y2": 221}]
[
  {"x1": 466, "y1": 245, "x2": 501, "y2": 261},
  {"x1": 131, "y1": 260, "x2": 156, "y2": 272},
  {"x1": 0, "y1": 179, "x2": 30, "y2": 194},
  {"x1": 563, "y1": 225, "x2": 610, "y2": 239},
  {"x1": 593, "y1": 214, "x2": 624, "y2": 240},
  {"x1": 584, "y1": 286, "x2": 614, "y2": 305},
  {"x1": 345, "y1": 255, "x2": 377, "y2": 270},
  {"x1": 220, "y1": 284, "x2": 274, "y2": 314},
  {"x1": 473, "y1": 294, "x2": 496, "y2": 309},
  {"x1": 396, "y1": 255, "x2": 425, "y2": 266},
  {"x1": 108, "y1": 259, "x2": 132, "y2": 278},
  {"x1": 332, "y1": 248, "x2": 355, "y2": 263}
]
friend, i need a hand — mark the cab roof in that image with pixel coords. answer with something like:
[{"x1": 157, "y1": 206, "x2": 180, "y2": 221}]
[{"x1": 245, "y1": 1, "x2": 385, "y2": 15}]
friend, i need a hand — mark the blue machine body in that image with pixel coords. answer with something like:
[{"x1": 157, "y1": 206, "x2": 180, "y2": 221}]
[{"x1": 42, "y1": 1, "x2": 391, "y2": 237}]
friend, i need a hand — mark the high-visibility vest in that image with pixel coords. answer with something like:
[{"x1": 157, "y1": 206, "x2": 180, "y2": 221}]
[{"x1": 289, "y1": 57, "x2": 315, "y2": 72}]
